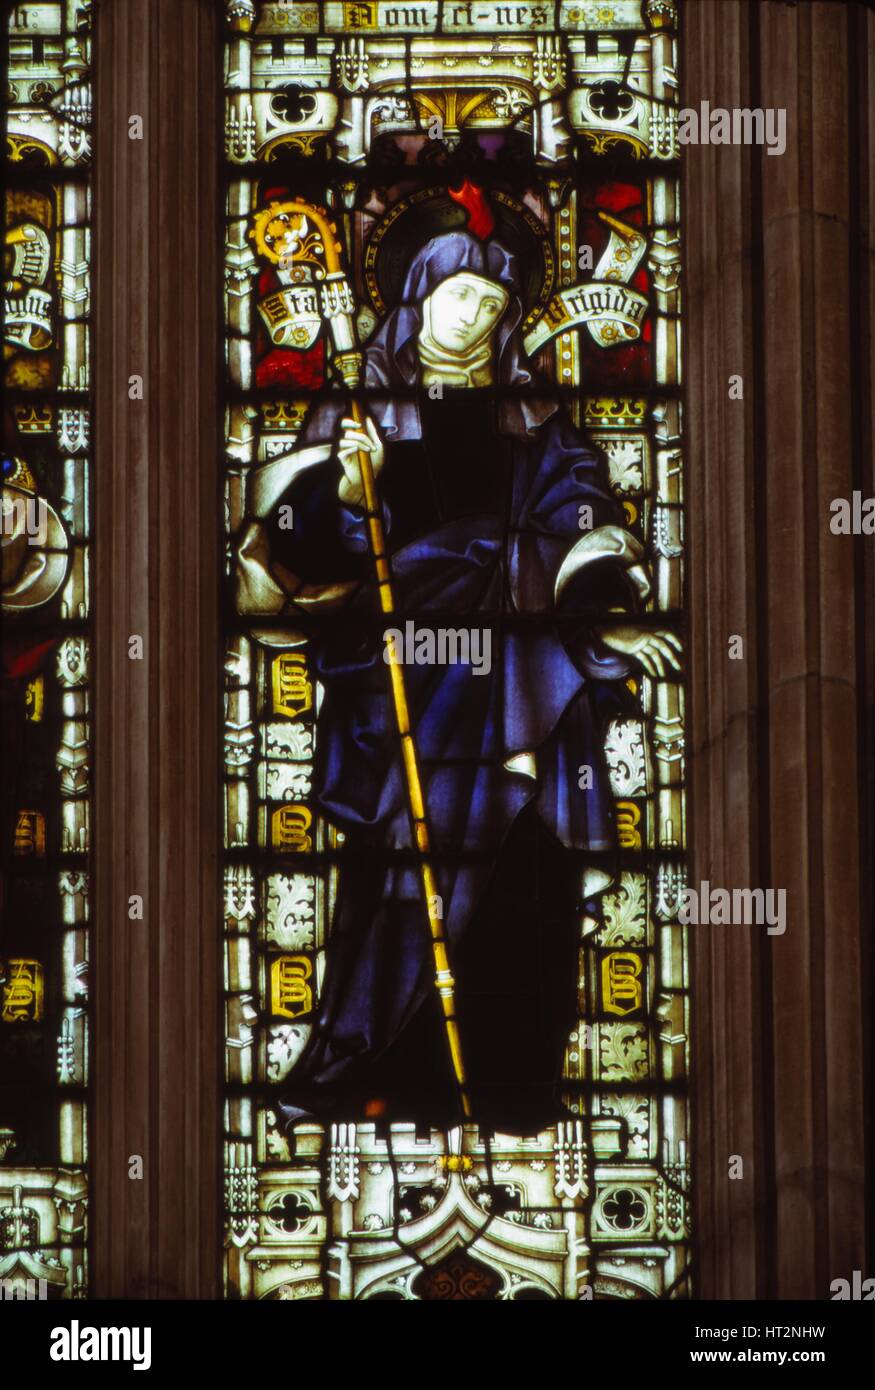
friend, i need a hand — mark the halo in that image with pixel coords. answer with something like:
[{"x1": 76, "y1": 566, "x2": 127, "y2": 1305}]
[{"x1": 363, "y1": 188, "x2": 554, "y2": 331}]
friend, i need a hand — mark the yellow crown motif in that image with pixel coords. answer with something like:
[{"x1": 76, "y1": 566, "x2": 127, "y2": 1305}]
[{"x1": 262, "y1": 400, "x2": 308, "y2": 431}]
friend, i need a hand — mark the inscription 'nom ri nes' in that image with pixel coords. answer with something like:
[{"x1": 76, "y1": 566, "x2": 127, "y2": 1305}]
[{"x1": 337, "y1": 3, "x2": 552, "y2": 27}]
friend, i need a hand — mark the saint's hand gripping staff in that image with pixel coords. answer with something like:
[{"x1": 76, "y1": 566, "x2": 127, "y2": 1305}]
[{"x1": 251, "y1": 198, "x2": 472, "y2": 1119}]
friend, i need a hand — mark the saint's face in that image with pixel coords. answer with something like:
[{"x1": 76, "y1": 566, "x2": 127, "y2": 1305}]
[{"x1": 425, "y1": 272, "x2": 508, "y2": 354}]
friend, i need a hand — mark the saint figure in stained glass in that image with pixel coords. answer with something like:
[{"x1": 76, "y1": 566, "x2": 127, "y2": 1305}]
[{"x1": 243, "y1": 188, "x2": 680, "y2": 1132}]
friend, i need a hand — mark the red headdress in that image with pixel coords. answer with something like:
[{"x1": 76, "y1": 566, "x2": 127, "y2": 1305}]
[{"x1": 448, "y1": 180, "x2": 495, "y2": 240}]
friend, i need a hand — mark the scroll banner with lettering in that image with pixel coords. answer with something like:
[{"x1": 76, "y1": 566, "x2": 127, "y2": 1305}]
[
  {"x1": 258, "y1": 285, "x2": 322, "y2": 349},
  {"x1": 524, "y1": 213, "x2": 649, "y2": 354},
  {"x1": 5, "y1": 223, "x2": 54, "y2": 351},
  {"x1": 4, "y1": 287, "x2": 54, "y2": 351}
]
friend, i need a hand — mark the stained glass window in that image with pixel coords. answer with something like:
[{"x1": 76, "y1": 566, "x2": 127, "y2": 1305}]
[
  {"x1": 1, "y1": 0, "x2": 91, "y2": 1299},
  {"x1": 223, "y1": 0, "x2": 686, "y2": 1301}
]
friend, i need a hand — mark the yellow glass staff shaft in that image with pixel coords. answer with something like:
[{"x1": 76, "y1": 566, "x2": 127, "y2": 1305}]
[{"x1": 349, "y1": 397, "x2": 472, "y2": 1120}]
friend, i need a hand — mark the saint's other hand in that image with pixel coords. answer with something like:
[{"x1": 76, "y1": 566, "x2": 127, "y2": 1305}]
[
  {"x1": 596, "y1": 625, "x2": 683, "y2": 678},
  {"x1": 337, "y1": 415, "x2": 385, "y2": 507}
]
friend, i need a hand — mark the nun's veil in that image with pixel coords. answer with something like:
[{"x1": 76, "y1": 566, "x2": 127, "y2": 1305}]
[{"x1": 302, "y1": 229, "x2": 556, "y2": 444}]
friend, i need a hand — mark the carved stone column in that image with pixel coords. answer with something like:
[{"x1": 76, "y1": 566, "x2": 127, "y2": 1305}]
[
  {"x1": 684, "y1": 0, "x2": 873, "y2": 1298},
  {"x1": 91, "y1": 0, "x2": 221, "y2": 1297}
]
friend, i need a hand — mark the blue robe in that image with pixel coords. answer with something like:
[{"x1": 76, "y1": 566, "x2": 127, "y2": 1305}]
[{"x1": 265, "y1": 233, "x2": 643, "y2": 1128}]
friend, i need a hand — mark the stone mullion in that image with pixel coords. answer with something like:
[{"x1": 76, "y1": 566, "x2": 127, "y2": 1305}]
[
  {"x1": 761, "y1": 0, "x2": 865, "y2": 1300},
  {"x1": 760, "y1": 4, "x2": 822, "y2": 1299},
  {"x1": 807, "y1": 3, "x2": 855, "y2": 1294},
  {"x1": 805, "y1": 1, "x2": 865, "y2": 1294},
  {"x1": 92, "y1": 0, "x2": 221, "y2": 1299},
  {"x1": 685, "y1": 0, "x2": 765, "y2": 1302},
  {"x1": 859, "y1": 5, "x2": 875, "y2": 1292},
  {"x1": 687, "y1": 0, "x2": 871, "y2": 1298}
]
